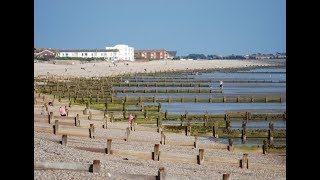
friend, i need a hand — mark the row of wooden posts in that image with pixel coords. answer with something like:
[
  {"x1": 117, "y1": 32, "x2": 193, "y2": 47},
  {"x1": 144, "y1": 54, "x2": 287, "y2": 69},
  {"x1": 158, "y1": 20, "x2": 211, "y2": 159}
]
[
  {"x1": 59, "y1": 133, "x2": 250, "y2": 169},
  {"x1": 35, "y1": 159, "x2": 231, "y2": 180}
]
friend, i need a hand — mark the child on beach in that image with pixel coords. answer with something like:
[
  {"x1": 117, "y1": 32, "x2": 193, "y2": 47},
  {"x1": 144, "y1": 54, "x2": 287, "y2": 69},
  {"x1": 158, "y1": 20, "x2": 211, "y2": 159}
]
[
  {"x1": 59, "y1": 106, "x2": 67, "y2": 116},
  {"x1": 128, "y1": 114, "x2": 134, "y2": 126}
]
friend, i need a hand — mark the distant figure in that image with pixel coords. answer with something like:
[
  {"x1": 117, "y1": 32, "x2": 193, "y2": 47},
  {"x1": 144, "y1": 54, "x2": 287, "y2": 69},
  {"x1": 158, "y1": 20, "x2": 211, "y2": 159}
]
[
  {"x1": 128, "y1": 114, "x2": 134, "y2": 126},
  {"x1": 47, "y1": 102, "x2": 53, "y2": 115},
  {"x1": 219, "y1": 81, "x2": 223, "y2": 90},
  {"x1": 81, "y1": 67, "x2": 86, "y2": 71},
  {"x1": 124, "y1": 80, "x2": 129, "y2": 84},
  {"x1": 59, "y1": 106, "x2": 67, "y2": 116}
]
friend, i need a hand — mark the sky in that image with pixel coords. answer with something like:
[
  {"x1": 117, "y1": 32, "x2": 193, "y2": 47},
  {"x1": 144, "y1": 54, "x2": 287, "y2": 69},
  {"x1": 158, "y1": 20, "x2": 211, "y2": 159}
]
[{"x1": 34, "y1": 0, "x2": 286, "y2": 56}]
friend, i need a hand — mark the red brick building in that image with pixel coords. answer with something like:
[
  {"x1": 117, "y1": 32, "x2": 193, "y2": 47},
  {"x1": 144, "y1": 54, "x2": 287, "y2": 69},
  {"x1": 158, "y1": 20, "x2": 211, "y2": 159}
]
[{"x1": 134, "y1": 49, "x2": 176, "y2": 60}]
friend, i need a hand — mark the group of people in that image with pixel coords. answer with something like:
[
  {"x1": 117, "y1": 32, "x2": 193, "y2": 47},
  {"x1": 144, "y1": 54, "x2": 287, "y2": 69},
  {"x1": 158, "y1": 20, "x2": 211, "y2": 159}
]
[{"x1": 47, "y1": 102, "x2": 67, "y2": 116}]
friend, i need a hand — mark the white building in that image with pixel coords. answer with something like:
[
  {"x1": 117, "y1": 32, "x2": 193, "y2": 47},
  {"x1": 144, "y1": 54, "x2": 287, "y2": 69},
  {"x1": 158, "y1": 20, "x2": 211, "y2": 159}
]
[
  {"x1": 56, "y1": 44, "x2": 134, "y2": 61},
  {"x1": 106, "y1": 44, "x2": 134, "y2": 61}
]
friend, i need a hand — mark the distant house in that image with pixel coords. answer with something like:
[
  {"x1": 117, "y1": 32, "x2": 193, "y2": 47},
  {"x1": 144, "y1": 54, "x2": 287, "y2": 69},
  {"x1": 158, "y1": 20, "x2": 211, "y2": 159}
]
[
  {"x1": 134, "y1": 49, "x2": 176, "y2": 60},
  {"x1": 34, "y1": 49, "x2": 56, "y2": 60}
]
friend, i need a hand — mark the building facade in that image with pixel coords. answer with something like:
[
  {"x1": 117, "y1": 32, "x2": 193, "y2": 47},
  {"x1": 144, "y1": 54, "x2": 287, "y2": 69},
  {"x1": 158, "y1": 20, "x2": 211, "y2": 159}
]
[
  {"x1": 134, "y1": 49, "x2": 176, "y2": 60},
  {"x1": 106, "y1": 44, "x2": 134, "y2": 61},
  {"x1": 56, "y1": 44, "x2": 134, "y2": 61}
]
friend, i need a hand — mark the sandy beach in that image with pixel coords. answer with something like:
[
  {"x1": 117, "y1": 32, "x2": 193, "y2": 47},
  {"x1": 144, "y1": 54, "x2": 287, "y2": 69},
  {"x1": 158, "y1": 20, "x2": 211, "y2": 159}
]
[
  {"x1": 34, "y1": 59, "x2": 286, "y2": 179},
  {"x1": 34, "y1": 59, "x2": 284, "y2": 78}
]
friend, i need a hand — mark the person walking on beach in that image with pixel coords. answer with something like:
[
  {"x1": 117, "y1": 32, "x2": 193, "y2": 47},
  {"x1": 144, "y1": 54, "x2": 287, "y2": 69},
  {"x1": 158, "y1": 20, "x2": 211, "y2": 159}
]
[
  {"x1": 59, "y1": 106, "x2": 67, "y2": 116},
  {"x1": 128, "y1": 114, "x2": 134, "y2": 127},
  {"x1": 219, "y1": 81, "x2": 224, "y2": 90}
]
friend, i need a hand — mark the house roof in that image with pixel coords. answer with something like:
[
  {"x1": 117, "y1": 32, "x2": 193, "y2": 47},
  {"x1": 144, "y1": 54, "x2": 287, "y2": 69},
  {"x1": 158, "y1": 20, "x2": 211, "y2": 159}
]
[{"x1": 58, "y1": 49, "x2": 119, "y2": 52}]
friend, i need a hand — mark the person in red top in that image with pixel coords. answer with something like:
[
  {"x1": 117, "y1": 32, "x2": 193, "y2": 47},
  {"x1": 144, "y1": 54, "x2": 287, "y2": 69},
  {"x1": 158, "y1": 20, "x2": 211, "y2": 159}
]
[
  {"x1": 59, "y1": 106, "x2": 67, "y2": 116},
  {"x1": 128, "y1": 114, "x2": 134, "y2": 126}
]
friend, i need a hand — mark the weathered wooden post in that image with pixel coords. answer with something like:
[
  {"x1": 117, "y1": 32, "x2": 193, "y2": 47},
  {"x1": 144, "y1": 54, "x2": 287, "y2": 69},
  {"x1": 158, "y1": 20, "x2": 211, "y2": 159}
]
[
  {"x1": 262, "y1": 139, "x2": 268, "y2": 154},
  {"x1": 49, "y1": 112, "x2": 53, "y2": 124},
  {"x1": 223, "y1": 173, "x2": 230, "y2": 180},
  {"x1": 226, "y1": 119, "x2": 231, "y2": 131},
  {"x1": 209, "y1": 95, "x2": 212, "y2": 102},
  {"x1": 89, "y1": 124, "x2": 95, "y2": 139},
  {"x1": 180, "y1": 115, "x2": 184, "y2": 126},
  {"x1": 122, "y1": 101, "x2": 126, "y2": 111},
  {"x1": 125, "y1": 127, "x2": 130, "y2": 141},
  {"x1": 203, "y1": 114, "x2": 208, "y2": 126},
  {"x1": 194, "y1": 136, "x2": 198, "y2": 148},
  {"x1": 54, "y1": 120, "x2": 59, "y2": 135},
  {"x1": 168, "y1": 96, "x2": 171, "y2": 103},
  {"x1": 198, "y1": 149, "x2": 204, "y2": 165},
  {"x1": 106, "y1": 139, "x2": 112, "y2": 154},
  {"x1": 153, "y1": 96, "x2": 156, "y2": 103},
  {"x1": 213, "y1": 121, "x2": 219, "y2": 138},
  {"x1": 165, "y1": 110, "x2": 168, "y2": 119},
  {"x1": 251, "y1": 96, "x2": 254, "y2": 102},
  {"x1": 110, "y1": 112, "x2": 114, "y2": 123},
  {"x1": 195, "y1": 95, "x2": 198, "y2": 103},
  {"x1": 158, "y1": 167, "x2": 166, "y2": 180},
  {"x1": 223, "y1": 96, "x2": 226, "y2": 103},
  {"x1": 242, "y1": 121, "x2": 247, "y2": 143},
  {"x1": 158, "y1": 103, "x2": 162, "y2": 112},
  {"x1": 92, "y1": 160, "x2": 100, "y2": 173},
  {"x1": 75, "y1": 114, "x2": 80, "y2": 126},
  {"x1": 88, "y1": 111, "x2": 92, "y2": 120},
  {"x1": 144, "y1": 109, "x2": 148, "y2": 118},
  {"x1": 265, "y1": 97, "x2": 268, "y2": 103},
  {"x1": 227, "y1": 138, "x2": 234, "y2": 151},
  {"x1": 237, "y1": 96, "x2": 240, "y2": 103},
  {"x1": 181, "y1": 96, "x2": 184, "y2": 103},
  {"x1": 185, "y1": 125, "x2": 191, "y2": 136},
  {"x1": 153, "y1": 144, "x2": 160, "y2": 161},
  {"x1": 240, "y1": 153, "x2": 249, "y2": 169},
  {"x1": 61, "y1": 134, "x2": 67, "y2": 146},
  {"x1": 160, "y1": 131, "x2": 166, "y2": 145}
]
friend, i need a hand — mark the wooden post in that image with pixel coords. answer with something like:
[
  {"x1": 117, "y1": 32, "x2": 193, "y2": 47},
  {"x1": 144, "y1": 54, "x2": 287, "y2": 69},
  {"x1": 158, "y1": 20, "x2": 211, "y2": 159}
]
[
  {"x1": 158, "y1": 167, "x2": 166, "y2": 180},
  {"x1": 153, "y1": 144, "x2": 160, "y2": 161},
  {"x1": 61, "y1": 134, "x2": 67, "y2": 146},
  {"x1": 227, "y1": 138, "x2": 234, "y2": 151},
  {"x1": 125, "y1": 127, "x2": 130, "y2": 141},
  {"x1": 265, "y1": 97, "x2": 268, "y2": 103},
  {"x1": 242, "y1": 121, "x2": 247, "y2": 143},
  {"x1": 226, "y1": 119, "x2": 230, "y2": 130},
  {"x1": 92, "y1": 160, "x2": 100, "y2": 173},
  {"x1": 54, "y1": 120, "x2": 59, "y2": 135},
  {"x1": 165, "y1": 110, "x2": 168, "y2": 119},
  {"x1": 180, "y1": 115, "x2": 184, "y2": 126},
  {"x1": 75, "y1": 114, "x2": 80, "y2": 126},
  {"x1": 251, "y1": 96, "x2": 254, "y2": 102},
  {"x1": 203, "y1": 114, "x2": 208, "y2": 127},
  {"x1": 198, "y1": 149, "x2": 204, "y2": 165},
  {"x1": 49, "y1": 112, "x2": 53, "y2": 124},
  {"x1": 185, "y1": 125, "x2": 191, "y2": 136},
  {"x1": 240, "y1": 153, "x2": 249, "y2": 169},
  {"x1": 89, "y1": 124, "x2": 95, "y2": 139},
  {"x1": 223, "y1": 173, "x2": 230, "y2": 180},
  {"x1": 268, "y1": 129, "x2": 274, "y2": 145},
  {"x1": 110, "y1": 113, "x2": 114, "y2": 123},
  {"x1": 160, "y1": 131, "x2": 166, "y2": 145},
  {"x1": 88, "y1": 111, "x2": 92, "y2": 120},
  {"x1": 194, "y1": 136, "x2": 198, "y2": 148},
  {"x1": 106, "y1": 139, "x2": 112, "y2": 154},
  {"x1": 263, "y1": 139, "x2": 268, "y2": 154},
  {"x1": 213, "y1": 121, "x2": 219, "y2": 138},
  {"x1": 223, "y1": 96, "x2": 226, "y2": 102},
  {"x1": 83, "y1": 108, "x2": 89, "y2": 115}
]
